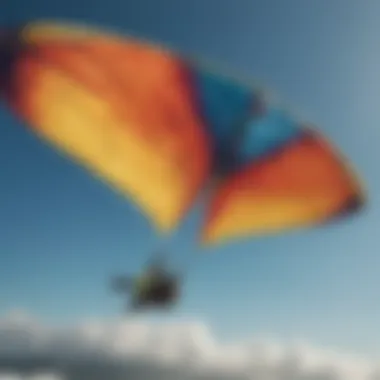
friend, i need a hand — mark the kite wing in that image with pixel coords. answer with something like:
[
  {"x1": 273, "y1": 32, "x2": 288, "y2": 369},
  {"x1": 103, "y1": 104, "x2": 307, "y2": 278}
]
[
  {"x1": 0, "y1": 20, "x2": 365, "y2": 245},
  {"x1": 1, "y1": 21, "x2": 211, "y2": 232},
  {"x1": 201, "y1": 107, "x2": 365, "y2": 245}
]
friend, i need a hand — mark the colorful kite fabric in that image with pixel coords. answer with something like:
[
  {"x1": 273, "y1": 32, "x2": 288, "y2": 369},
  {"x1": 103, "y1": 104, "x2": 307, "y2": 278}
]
[{"x1": 0, "y1": 21, "x2": 365, "y2": 246}]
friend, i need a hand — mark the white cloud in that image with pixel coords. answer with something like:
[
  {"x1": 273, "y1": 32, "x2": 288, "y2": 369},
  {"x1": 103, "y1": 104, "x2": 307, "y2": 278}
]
[
  {"x1": 0, "y1": 310, "x2": 379, "y2": 380},
  {"x1": 0, "y1": 373, "x2": 63, "y2": 380}
]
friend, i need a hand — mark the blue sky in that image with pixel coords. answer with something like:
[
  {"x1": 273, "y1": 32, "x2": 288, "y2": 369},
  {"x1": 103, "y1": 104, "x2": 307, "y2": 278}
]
[{"x1": 0, "y1": 0, "x2": 379, "y2": 358}]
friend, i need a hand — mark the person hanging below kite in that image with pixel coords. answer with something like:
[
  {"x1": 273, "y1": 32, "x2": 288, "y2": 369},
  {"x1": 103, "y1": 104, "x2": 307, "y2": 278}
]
[{"x1": 111, "y1": 254, "x2": 180, "y2": 311}]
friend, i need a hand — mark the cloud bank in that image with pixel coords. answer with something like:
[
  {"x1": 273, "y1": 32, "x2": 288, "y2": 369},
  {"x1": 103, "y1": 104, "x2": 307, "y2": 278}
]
[{"x1": 0, "y1": 310, "x2": 379, "y2": 380}]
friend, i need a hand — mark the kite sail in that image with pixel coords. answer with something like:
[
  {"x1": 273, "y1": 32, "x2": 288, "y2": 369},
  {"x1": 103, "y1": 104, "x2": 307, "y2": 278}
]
[{"x1": 0, "y1": 20, "x2": 365, "y2": 246}]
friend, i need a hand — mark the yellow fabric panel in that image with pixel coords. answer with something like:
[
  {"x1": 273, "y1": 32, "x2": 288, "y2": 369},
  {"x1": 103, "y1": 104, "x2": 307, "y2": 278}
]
[{"x1": 10, "y1": 23, "x2": 210, "y2": 232}]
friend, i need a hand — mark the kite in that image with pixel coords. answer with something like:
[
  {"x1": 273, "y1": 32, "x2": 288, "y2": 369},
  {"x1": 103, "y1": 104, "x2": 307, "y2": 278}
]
[{"x1": 0, "y1": 20, "x2": 365, "y2": 248}]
